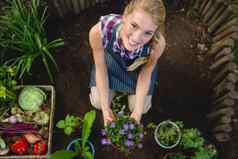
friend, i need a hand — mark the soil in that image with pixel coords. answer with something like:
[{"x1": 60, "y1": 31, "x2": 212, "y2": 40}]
[{"x1": 22, "y1": 2, "x2": 216, "y2": 159}]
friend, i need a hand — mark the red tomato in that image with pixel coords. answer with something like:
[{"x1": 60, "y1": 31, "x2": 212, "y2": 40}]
[
  {"x1": 33, "y1": 142, "x2": 47, "y2": 155},
  {"x1": 11, "y1": 138, "x2": 29, "y2": 155}
]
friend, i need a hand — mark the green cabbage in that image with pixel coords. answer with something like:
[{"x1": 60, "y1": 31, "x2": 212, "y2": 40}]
[{"x1": 18, "y1": 86, "x2": 46, "y2": 112}]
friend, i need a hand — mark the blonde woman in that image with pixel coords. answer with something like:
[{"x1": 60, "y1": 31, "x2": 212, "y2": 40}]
[{"x1": 89, "y1": 0, "x2": 166, "y2": 125}]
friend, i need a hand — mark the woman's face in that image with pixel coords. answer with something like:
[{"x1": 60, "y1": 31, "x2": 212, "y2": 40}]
[{"x1": 120, "y1": 9, "x2": 158, "y2": 51}]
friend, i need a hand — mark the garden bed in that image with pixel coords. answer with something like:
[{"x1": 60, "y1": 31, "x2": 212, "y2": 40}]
[{"x1": 0, "y1": 85, "x2": 55, "y2": 159}]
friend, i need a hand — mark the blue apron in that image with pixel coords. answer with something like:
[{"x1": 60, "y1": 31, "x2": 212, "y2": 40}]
[{"x1": 89, "y1": 24, "x2": 158, "y2": 95}]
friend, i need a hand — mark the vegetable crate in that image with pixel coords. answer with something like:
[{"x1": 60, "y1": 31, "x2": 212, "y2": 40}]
[{"x1": 0, "y1": 85, "x2": 55, "y2": 159}]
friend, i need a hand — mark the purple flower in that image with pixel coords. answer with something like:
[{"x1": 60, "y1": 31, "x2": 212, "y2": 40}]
[
  {"x1": 110, "y1": 122, "x2": 116, "y2": 128},
  {"x1": 119, "y1": 129, "x2": 125, "y2": 135},
  {"x1": 101, "y1": 138, "x2": 111, "y2": 145},
  {"x1": 129, "y1": 123, "x2": 135, "y2": 130},
  {"x1": 124, "y1": 140, "x2": 134, "y2": 147},
  {"x1": 139, "y1": 133, "x2": 144, "y2": 139},
  {"x1": 123, "y1": 123, "x2": 129, "y2": 130},
  {"x1": 101, "y1": 129, "x2": 106, "y2": 136},
  {"x1": 128, "y1": 133, "x2": 133, "y2": 139},
  {"x1": 101, "y1": 138, "x2": 108, "y2": 145},
  {"x1": 138, "y1": 143, "x2": 143, "y2": 149}
]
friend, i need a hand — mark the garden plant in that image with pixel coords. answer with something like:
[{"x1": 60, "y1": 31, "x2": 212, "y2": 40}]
[
  {"x1": 101, "y1": 114, "x2": 144, "y2": 155},
  {"x1": 50, "y1": 110, "x2": 96, "y2": 159},
  {"x1": 56, "y1": 114, "x2": 82, "y2": 136},
  {"x1": 0, "y1": 64, "x2": 17, "y2": 109},
  {"x1": 152, "y1": 120, "x2": 217, "y2": 159},
  {"x1": 0, "y1": 0, "x2": 64, "y2": 82},
  {"x1": 154, "y1": 120, "x2": 181, "y2": 149}
]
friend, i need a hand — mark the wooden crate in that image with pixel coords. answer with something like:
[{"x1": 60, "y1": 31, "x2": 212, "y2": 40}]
[{"x1": 0, "y1": 85, "x2": 55, "y2": 159}]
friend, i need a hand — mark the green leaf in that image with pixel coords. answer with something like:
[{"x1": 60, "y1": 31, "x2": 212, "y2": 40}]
[
  {"x1": 0, "y1": 0, "x2": 64, "y2": 82},
  {"x1": 83, "y1": 151, "x2": 94, "y2": 159},
  {"x1": 56, "y1": 120, "x2": 65, "y2": 129},
  {"x1": 65, "y1": 126, "x2": 73, "y2": 136},
  {"x1": 50, "y1": 150, "x2": 77, "y2": 159},
  {"x1": 81, "y1": 110, "x2": 96, "y2": 149}
]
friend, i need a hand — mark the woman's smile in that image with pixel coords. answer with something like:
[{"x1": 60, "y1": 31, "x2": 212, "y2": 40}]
[{"x1": 120, "y1": 9, "x2": 157, "y2": 51}]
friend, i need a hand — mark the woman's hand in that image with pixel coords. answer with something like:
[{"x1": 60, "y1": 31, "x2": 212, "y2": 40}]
[
  {"x1": 130, "y1": 110, "x2": 142, "y2": 124},
  {"x1": 102, "y1": 107, "x2": 115, "y2": 126}
]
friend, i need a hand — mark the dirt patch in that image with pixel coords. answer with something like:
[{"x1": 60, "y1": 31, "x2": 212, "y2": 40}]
[{"x1": 23, "y1": 2, "x2": 214, "y2": 158}]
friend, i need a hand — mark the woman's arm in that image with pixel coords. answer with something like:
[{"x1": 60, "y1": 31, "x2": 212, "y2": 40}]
[
  {"x1": 89, "y1": 22, "x2": 114, "y2": 125},
  {"x1": 130, "y1": 35, "x2": 166, "y2": 123}
]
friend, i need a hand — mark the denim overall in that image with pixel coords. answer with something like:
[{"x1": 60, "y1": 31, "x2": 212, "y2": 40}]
[{"x1": 89, "y1": 23, "x2": 158, "y2": 95}]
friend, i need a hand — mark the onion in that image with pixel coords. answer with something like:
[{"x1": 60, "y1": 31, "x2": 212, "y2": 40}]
[
  {"x1": 0, "y1": 148, "x2": 9, "y2": 155},
  {"x1": 8, "y1": 116, "x2": 17, "y2": 124}
]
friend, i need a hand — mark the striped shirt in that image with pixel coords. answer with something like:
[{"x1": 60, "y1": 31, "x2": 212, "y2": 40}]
[{"x1": 100, "y1": 14, "x2": 149, "y2": 60}]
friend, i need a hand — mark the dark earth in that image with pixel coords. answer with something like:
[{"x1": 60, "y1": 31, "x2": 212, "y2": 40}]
[{"x1": 9, "y1": 1, "x2": 225, "y2": 159}]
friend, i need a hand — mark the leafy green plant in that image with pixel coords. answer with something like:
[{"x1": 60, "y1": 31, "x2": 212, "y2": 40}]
[
  {"x1": 56, "y1": 114, "x2": 82, "y2": 136},
  {"x1": 180, "y1": 128, "x2": 204, "y2": 149},
  {"x1": 0, "y1": 0, "x2": 64, "y2": 82},
  {"x1": 101, "y1": 114, "x2": 144, "y2": 155},
  {"x1": 18, "y1": 86, "x2": 47, "y2": 112},
  {"x1": 0, "y1": 64, "x2": 17, "y2": 108},
  {"x1": 178, "y1": 122, "x2": 217, "y2": 159},
  {"x1": 155, "y1": 120, "x2": 181, "y2": 149},
  {"x1": 192, "y1": 144, "x2": 217, "y2": 159},
  {"x1": 50, "y1": 110, "x2": 96, "y2": 159},
  {"x1": 111, "y1": 92, "x2": 128, "y2": 114},
  {"x1": 149, "y1": 120, "x2": 217, "y2": 159}
]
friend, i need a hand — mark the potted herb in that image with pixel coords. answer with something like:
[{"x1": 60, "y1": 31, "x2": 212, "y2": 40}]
[
  {"x1": 101, "y1": 114, "x2": 144, "y2": 155},
  {"x1": 154, "y1": 120, "x2": 182, "y2": 149},
  {"x1": 157, "y1": 120, "x2": 218, "y2": 159},
  {"x1": 56, "y1": 114, "x2": 82, "y2": 136},
  {"x1": 50, "y1": 110, "x2": 96, "y2": 159}
]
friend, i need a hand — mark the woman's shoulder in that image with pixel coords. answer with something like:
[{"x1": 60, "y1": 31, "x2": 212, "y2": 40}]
[
  {"x1": 99, "y1": 13, "x2": 122, "y2": 48},
  {"x1": 100, "y1": 13, "x2": 122, "y2": 22},
  {"x1": 100, "y1": 14, "x2": 122, "y2": 31}
]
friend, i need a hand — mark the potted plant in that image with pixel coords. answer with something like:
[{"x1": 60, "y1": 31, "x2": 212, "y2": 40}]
[
  {"x1": 56, "y1": 114, "x2": 82, "y2": 136},
  {"x1": 154, "y1": 120, "x2": 182, "y2": 149},
  {"x1": 101, "y1": 114, "x2": 144, "y2": 156},
  {"x1": 154, "y1": 120, "x2": 218, "y2": 159},
  {"x1": 50, "y1": 110, "x2": 96, "y2": 159}
]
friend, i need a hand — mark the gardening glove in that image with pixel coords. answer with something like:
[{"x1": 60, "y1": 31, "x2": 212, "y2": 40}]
[{"x1": 102, "y1": 107, "x2": 115, "y2": 126}]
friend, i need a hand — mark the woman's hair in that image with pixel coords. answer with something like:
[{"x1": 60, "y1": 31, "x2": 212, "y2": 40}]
[{"x1": 123, "y1": 0, "x2": 166, "y2": 45}]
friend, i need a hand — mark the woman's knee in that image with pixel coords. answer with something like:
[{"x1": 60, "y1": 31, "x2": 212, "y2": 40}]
[
  {"x1": 128, "y1": 95, "x2": 152, "y2": 114},
  {"x1": 89, "y1": 87, "x2": 101, "y2": 109},
  {"x1": 89, "y1": 87, "x2": 115, "y2": 109}
]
